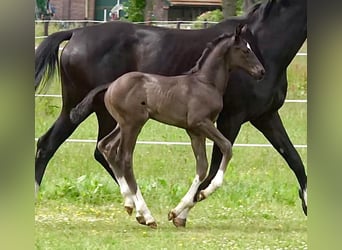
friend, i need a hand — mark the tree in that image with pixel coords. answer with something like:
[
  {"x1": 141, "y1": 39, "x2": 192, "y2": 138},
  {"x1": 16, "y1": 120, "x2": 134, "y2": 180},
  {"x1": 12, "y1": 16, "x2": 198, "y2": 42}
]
[
  {"x1": 222, "y1": 0, "x2": 236, "y2": 18},
  {"x1": 36, "y1": 0, "x2": 47, "y2": 18},
  {"x1": 221, "y1": 0, "x2": 248, "y2": 18},
  {"x1": 36, "y1": 0, "x2": 54, "y2": 20},
  {"x1": 144, "y1": 0, "x2": 169, "y2": 21},
  {"x1": 242, "y1": 0, "x2": 259, "y2": 13},
  {"x1": 124, "y1": 0, "x2": 146, "y2": 22}
]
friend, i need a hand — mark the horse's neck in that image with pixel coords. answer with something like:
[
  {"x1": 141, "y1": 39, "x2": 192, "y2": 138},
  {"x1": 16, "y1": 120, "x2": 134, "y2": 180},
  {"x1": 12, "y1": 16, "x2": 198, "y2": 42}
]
[
  {"x1": 197, "y1": 57, "x2": 229, "y2": 95},
  {"x1": 250, "y1": 0, "x2": 306, "y2": 93},
  {"x1": 254, "y1": 2, "x2": 306, "y2": 70}
]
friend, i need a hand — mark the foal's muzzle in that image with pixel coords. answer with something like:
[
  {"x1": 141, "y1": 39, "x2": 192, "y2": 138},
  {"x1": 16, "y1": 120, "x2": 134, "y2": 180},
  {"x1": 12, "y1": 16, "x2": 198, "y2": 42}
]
[{"x1": 254, "y1": 67, "x2": 265, "y2": 81}]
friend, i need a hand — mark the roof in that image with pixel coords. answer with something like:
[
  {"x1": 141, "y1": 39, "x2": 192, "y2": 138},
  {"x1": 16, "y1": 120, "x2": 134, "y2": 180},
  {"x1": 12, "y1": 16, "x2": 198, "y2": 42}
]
[{"x1": 169, "y1": 0, "x2": 222, "y2": 6}]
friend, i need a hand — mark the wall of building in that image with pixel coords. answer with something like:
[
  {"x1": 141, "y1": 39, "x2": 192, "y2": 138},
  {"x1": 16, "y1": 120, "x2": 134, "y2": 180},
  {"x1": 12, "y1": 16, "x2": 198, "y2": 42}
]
[{"x1": 50, "y1": 0, "x2": 96, "y2": 20}]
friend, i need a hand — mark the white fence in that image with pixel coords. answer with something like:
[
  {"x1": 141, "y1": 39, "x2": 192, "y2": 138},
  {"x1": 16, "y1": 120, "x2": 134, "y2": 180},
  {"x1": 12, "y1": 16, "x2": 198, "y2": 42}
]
[{"x1": 35, "y1": 94, "x2": 307, "y2": 148}]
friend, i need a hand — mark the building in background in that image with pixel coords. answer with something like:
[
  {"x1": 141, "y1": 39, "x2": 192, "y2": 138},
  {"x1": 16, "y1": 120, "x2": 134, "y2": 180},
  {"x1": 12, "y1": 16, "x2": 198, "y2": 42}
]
[
  {"x1": 49, "y1": 0, "x2": 120, "y2": 21},
  {"x1": 48, "y1": 0, "x2": 221, "y2": 21},
  {"x1": 168, "y1": 0, "x2": 221, "y2": 21}
]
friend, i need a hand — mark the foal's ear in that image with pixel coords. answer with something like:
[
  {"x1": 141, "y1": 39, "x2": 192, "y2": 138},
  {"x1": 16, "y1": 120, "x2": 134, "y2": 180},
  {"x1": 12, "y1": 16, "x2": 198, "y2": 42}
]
[
  {"x1": 234, "y1": 24, "x2": 244, "y2": 42},
  {"x1": 241, "y1": 24, "x2": 248, "y2": 34}
]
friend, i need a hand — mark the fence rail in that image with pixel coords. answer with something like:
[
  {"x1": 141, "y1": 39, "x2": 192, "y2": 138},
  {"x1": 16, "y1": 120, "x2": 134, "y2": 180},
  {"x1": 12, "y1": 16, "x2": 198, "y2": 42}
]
[
  {"x1": 35, "y1": 94, "x2": 307, "y2": 103},
  {"x1": 35, "y1": 94, "x2": 307, "y2": 148},
  {"x1": 33, "y1": 138, "x2": 307, "y2": 148}
]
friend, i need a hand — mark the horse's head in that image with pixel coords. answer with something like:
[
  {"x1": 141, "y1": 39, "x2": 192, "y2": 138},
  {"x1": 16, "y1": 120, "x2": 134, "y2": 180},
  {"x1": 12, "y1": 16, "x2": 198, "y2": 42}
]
[{"x1": 227, "y1": 24, "x2": 265, "y2": 80}]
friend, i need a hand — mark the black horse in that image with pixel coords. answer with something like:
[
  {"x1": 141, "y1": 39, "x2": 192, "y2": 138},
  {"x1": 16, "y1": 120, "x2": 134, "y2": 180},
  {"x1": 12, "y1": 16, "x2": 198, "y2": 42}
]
[{"x1": 35, "y1": 0, "x2": 307, "y2": 216}]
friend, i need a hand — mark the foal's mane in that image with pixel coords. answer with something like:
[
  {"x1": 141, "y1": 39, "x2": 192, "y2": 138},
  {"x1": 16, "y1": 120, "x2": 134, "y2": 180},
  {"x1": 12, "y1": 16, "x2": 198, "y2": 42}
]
[{"x1": 186, "y1": 33, "x2": 234, "y2": 74}]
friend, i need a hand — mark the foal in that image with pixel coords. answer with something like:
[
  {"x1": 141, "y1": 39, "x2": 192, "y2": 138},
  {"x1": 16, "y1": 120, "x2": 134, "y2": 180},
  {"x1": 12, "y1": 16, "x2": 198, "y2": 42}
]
[{"x1": 73, "y1": 25, "x2": 265, "y2": 228}]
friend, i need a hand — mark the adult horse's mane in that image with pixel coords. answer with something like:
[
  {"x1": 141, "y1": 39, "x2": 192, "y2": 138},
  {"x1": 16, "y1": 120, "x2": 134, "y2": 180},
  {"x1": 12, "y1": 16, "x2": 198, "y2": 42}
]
[
  {"x1": 185, "y1": 32, "x2": 234, "y2": 74},
  {"x1": 244, "y1": 0, "x2": 277, "y2": 21}
]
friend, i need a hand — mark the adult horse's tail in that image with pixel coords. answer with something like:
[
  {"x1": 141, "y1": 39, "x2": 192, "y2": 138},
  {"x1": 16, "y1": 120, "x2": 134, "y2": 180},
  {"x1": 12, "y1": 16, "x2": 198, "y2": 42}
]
[
  {"x1": 70, "y1": 83, "x2": 111, "y2": 124},
  {"x1": 35, "y1": 30, "x2": 73, "y2": 92}
]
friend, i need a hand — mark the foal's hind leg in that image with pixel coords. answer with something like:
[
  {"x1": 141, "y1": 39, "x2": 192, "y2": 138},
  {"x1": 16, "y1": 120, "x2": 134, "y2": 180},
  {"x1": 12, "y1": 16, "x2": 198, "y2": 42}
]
[
  {"x1": 168, "y1": 130, "x2": 207, "y2": 227},
  {"x1": 97, "y1": 125, "x2": 134, "y2": 214},
  {"x1": 116, "y1": 124, "x2": 157, "y2": 228},
  {"x1": 94, "y1": 110, "x2": 119, "y2": 184}
]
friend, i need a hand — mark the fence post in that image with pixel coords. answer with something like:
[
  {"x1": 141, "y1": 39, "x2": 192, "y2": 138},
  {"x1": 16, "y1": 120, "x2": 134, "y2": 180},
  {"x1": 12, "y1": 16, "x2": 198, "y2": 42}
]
[
  {"x1": 203, "y1": 19, "x2": 208, "y2": 29},
  {"x1": 83, "y1": 17, "x2": 88, "y2": 27},
  {"x1": 43, "y1": 19, "x2": 49, "y2": 36},
  {"x1": 176, "y1": 18, "x2": 182, "y2": 29}
]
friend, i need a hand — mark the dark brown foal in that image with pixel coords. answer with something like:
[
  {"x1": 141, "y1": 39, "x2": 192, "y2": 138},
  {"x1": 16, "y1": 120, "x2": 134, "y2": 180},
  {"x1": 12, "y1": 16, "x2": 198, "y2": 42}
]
[{"x1": 96, "y1": 24, "x2": 265, "y2": 228}]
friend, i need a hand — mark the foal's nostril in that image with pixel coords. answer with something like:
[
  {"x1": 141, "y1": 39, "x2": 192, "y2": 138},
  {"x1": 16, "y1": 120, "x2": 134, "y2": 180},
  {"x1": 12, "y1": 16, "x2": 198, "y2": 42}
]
[{"x1": 260, "y1": 69, "x2": 265, "y2": 76}]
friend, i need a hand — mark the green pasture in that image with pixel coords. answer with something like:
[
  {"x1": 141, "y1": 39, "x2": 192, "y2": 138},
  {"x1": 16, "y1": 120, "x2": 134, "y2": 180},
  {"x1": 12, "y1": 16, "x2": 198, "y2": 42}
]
[{"x1": 35, "y1": 27, "x2": 307, "y2": 249}]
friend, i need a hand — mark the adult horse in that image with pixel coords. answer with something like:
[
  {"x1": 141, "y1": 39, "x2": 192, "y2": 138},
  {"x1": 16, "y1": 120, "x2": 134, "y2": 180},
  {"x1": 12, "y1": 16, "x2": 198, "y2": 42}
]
[{"x1": 35, "y1": 0, "x2": 307, "y2": 223}]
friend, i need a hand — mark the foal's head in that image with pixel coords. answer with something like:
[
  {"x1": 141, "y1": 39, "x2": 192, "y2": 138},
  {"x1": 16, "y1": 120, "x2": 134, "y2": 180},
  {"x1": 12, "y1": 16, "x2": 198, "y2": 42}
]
[
  {"x1": 188, "y1": 25, "x2": 265, "y2": 80},
  {"x1": 225, "y1": 24, "x2": 265, "y2": 80}
]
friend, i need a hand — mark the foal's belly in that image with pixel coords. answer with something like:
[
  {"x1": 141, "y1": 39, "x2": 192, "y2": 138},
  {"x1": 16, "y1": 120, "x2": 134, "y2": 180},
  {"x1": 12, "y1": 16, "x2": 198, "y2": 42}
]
[{"x1": 148, "y1": 105, "x2": 189, "y2": 129}]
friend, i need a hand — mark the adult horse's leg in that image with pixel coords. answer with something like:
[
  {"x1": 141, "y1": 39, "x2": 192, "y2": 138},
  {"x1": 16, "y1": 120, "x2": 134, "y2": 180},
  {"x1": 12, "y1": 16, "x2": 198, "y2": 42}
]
[
  {"x1": 168, "y1": 131, "x2": 207, "y2": 227},
  {"x1": 250, "y1": 111, "x2": 307, "y2": 215},
  {"x1": 35, "y1": 110, "x2": 83, "y2": 193}
]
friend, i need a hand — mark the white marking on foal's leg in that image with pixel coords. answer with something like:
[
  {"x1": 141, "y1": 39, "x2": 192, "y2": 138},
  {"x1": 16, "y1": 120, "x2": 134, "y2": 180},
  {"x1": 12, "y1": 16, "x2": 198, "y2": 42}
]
[
  {"x1": 200, "y1": 169, "x2": 224, "y2": 199},
  {"x1": 117, "y1": 176, "x2": 134, "y2": 214},
  {"x1": 133, "y1": 187, "x2": 156, "y2": 227},
  {"x1": 170, "y1": 175, "x2": 200, "y2": 218},
  {"x1": 177, "y1": 208, "x2": 190, "y2": 220}
]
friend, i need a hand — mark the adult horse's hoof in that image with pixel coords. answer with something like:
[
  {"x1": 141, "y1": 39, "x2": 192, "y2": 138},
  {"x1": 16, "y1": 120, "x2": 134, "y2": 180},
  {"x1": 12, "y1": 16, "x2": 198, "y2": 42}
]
[
  {"x1": 147, "y1": 221, "x2": 158, "y2": 229},
  {"x1": 197, "y1": 191, "x2": 206, "y2": 202},
  {"x1": 136, "y1": 216, "x2": 146, "y2": 225},
  {"x1": 125, "y1": 206, "x2": 133, "y2": 216},
  {"x1": 298, "y1": 189, "x2": 307, "y2": 216},
  {"x1": 172, "y1": 218, "x2": 186, "y2": 228}
]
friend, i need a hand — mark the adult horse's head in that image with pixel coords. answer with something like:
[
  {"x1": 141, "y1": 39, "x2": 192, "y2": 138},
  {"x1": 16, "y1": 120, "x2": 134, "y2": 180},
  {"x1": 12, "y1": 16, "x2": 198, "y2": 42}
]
[
  {"x1": 227, "y1": 24, "x2": 265, "y2": 80},
  {"x1": 246, "y1": 0, "x2": 307, "y2": 68}
]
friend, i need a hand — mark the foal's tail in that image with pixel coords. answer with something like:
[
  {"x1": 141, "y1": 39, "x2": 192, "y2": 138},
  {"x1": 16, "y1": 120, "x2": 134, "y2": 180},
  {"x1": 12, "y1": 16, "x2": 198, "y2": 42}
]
[
  {"x1": 70, "y1": 83, "x2": 111, "y2": 124},
  {"x1": 35, "y1": 29, "x2": 74, "y2": 93}
]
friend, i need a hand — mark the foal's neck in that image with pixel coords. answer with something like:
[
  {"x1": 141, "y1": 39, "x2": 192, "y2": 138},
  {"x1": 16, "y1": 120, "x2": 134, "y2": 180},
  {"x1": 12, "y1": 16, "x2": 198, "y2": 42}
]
[{"x1": 197, "y1": 55, "x2": 230, "y2": 96}]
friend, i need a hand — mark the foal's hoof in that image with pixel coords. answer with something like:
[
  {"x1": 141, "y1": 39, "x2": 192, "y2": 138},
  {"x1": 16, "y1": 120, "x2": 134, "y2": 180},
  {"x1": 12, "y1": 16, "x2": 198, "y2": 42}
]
[
  {"x1": 125, "y1": 206, "x2": 133, "y2": 216},
  {"x1": 197, "y1": 191, "x2": 206, "y2": 202},
  {"x1": 136, "y1": 216, "x2": 146, "y2": 225},
  {"x1": 147, "y1": 221, "x2": 158, "y2": 229},
  {"x1": 136, "y1": 216, "x2": 157, "y2": 229},
  {"x1": 168, "y1": 211, "x2": 177, "y2": 221},
  {"x1": 172, "y1": 218, "x2": 187, "y2": 228}
]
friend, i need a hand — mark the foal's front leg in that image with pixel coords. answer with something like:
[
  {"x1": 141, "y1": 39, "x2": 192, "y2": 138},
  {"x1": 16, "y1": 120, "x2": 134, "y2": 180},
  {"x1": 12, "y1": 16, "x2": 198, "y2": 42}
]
[
  {"x1": 168, "y1": 130, "x2": 208, "y2": 227},
  {"x1": 195, "y1": 120, "x2": 233, "y2": 201}
]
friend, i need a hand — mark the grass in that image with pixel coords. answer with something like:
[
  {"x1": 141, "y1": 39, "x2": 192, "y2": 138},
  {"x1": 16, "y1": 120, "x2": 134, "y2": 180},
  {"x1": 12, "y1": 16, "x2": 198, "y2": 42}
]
[
  {"x1": 35, "y1": 24, "x2": 307, "y2": 249},
  {"x1": 35, "y1": 144, "x2": 307, "y2": 249}
]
